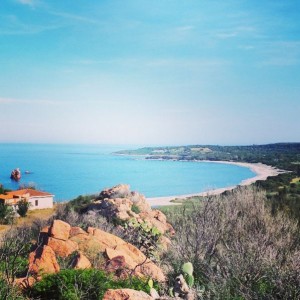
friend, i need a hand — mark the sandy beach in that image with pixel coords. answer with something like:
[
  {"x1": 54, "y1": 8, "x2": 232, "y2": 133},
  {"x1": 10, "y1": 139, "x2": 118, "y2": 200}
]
[{"x1": 147, "y1": 161, "x2": 285, "y2": 207}]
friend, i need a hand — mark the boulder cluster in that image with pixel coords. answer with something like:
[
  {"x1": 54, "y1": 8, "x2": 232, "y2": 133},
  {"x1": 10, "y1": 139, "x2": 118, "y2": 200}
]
[
  {"x1": 88, "y1": 184, "x2": 175, "y2": 236},
  {"x1": 18, "y1": 219, "x2": 165, "y2": 289},
  {"x1": 15, "y1": 185, "x2": 184, "y2": 299}
]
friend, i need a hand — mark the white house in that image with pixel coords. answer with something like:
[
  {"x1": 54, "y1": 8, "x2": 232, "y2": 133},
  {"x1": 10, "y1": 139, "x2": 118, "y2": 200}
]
[{"x1": 0, "y1": 189, "x2": 54, "y2": 210}]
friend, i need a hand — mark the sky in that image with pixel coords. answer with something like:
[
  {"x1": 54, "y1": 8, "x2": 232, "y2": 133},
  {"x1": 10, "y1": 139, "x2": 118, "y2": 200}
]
[{"x1": 0, "y1": 0, "x2": 299, "y2": 145}]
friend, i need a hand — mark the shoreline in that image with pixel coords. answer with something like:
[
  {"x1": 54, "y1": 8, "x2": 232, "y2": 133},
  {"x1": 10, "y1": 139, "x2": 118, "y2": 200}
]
[{"x1": 147, "y1": 161, "x2": 285, "y2": 207}]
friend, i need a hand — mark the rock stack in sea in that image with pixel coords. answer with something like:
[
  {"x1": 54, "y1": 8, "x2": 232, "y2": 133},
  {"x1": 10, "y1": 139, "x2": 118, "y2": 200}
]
[{"x1": 10, "y1": 168, "x2": 21, "y2": 181}]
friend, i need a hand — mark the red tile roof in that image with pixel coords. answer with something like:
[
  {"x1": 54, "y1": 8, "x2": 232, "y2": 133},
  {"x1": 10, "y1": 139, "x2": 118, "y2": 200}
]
[
  {"x1": 17, "y1": 189, "x2": 53, "y2": 197},
  {"x1": 0, "y1": 189, "x2": 53, "y2": 200}
]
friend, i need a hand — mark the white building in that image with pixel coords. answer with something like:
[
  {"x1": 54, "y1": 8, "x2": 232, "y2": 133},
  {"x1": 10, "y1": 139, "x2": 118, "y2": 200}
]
[{"x1": 0, "y1": 189, "x2": 54, "y2": 210}]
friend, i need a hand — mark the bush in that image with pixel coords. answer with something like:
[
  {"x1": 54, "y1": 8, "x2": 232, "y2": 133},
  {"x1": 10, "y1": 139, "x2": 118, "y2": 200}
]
[
  {"x1": 162, "y1": 186, "x2": 300, "y2": 299},
  {"x1": 131, "y1": 204, "x2": 141, "y2": 214},
  {"x1": 0, "y1": 277, "x2": 25, "y2": 300},
  {"x1": 53, "y1": 204, "x2": 118, "y2": 234},
  {"x1": 27, "y1": 269, "x2": 151, "y2": 300},
  {"x1": 0, "y1": 203, "x2": 15, "y2": 224},
  {"x1": 123, "y1": 219, "x2": 162, "y2": 261},
  {"x1": 53, "y1": 198, "x2": 162, "y2": 259},
  {"x1": 16, "y1": 199, "x2": 30, "y2": 217},
  {"x1": 67, "y1": 194, "x2": 97, "y2": 213},
  {"x1": 0, "y1": 227, "x2": 33, "y2": 283}
]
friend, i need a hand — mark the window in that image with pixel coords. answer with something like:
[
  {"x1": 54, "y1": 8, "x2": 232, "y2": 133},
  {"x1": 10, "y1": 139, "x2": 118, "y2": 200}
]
[{"x1": 35, "y1": 200, "x2": 38, "y2": 206}]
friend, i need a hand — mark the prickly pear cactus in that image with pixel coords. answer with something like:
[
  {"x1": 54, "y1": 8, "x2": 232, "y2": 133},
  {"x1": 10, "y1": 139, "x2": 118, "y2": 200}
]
[
  {"x1": 148, "y1": 278, "x2": 154, "y2": 289},
  {"x1": 182, "y1": 262, "x2": 193, "y2": 275},
  {"x1": 182, "y1": 262, "x2": 194, "y2": 288}
]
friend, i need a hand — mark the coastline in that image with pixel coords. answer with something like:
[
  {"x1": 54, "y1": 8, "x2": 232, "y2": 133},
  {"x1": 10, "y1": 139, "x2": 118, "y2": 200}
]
[{"x1": 147, "y1": 161, "x2": 285, "y2": 207}]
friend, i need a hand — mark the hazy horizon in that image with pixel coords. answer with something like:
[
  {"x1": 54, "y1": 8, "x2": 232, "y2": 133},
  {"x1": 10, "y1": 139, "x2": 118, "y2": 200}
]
[
  {"x1": 0, "y1": 141, "x2": 299, "y2": 147},
  {"x1": 1, "y1": 1, "x2": 299, "y2": 145}
]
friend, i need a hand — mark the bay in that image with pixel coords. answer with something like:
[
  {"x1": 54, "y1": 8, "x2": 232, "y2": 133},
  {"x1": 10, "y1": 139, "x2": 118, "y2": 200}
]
[{"x1": 0, "y1": 144, "x2": 255, "y2": 202}]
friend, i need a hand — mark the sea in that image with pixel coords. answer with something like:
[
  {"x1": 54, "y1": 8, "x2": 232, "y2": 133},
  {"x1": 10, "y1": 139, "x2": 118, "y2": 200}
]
[{"x1": 0, "y1": 144, "x2": 255, "y2": 202}]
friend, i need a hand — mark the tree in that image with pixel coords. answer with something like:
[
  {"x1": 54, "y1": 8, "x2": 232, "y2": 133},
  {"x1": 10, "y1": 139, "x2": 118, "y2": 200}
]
[
  {"x1": 0, "y1": 203, "x2": 15, "y2": 224},
  {"x1": 16, "y1": 199, "x2": 30, "y2": 218},
  {"x1": 0, "y1": 227, "x2": 33, "y2": 299}
]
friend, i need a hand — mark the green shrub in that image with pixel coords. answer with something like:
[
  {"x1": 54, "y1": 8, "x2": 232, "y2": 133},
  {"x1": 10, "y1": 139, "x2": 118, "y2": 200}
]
[
  {"x1": 16, "y1": 199, "x2": 30, "y2": 217},
  {"x1": 123, "y1": 219, "x2": 162, "y2": 260},
  {"x1": 0, "y1": 277, "x2": 25, "y2": 300},
  {"x1": 57, "y1": 251, "x2": 79, "y2": 270},
  {"x1": 0, "y1": 203, "x2": 15, "y2": 224},
  {"x1": 27, "y1": 269, "x2": 152, "y2": 300},
  {"x1": 0, "y1": 227, "x2": 33, "y2": 282},
  {"x1": 67, "y1": 195, "x2": 96, "y2": 213},
  {"x1": 131, "y1": 204, "x2": 141, "y2": 214}
]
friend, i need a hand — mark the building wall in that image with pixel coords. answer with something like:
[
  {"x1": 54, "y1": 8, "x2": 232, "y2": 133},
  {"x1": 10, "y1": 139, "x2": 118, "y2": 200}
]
[{"x1": 28, "y1": 196, "x2": 53, "y2": 210}]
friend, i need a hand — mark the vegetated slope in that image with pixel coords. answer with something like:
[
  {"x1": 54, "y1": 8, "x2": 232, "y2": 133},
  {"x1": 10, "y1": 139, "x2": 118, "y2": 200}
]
[
  {"x1": 115, "y1": 143, "x2": 300, "y2": 171},
  {"x1": 161, "y1": 186, "x2": 300, "y2": 300},
  {"x1": 116, "y1": 143, "x2": 300, "y2": 223},
  {"x1": 1, "y1": 186, "x2": 299, "y2": 299}
]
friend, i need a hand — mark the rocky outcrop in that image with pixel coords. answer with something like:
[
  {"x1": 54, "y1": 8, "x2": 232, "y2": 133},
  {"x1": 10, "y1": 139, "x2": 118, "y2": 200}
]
[
  {"x1": 88, "y1": 184, "x2": 174, "y2": 236},
  {"x1": 73, "y1": 252, "x2": 92, "y2": 269},
  {"x1": 100, "y1": 184, "x2": 132, "y2": 199},
  {"x1": 28, "y1": 219, "x2": 165, "y2": 282},
  {"x1": 70, "y1": 226, "x2": 87, "y2": 237},
  {"x1": 28, "y1": 245, "x2": 60, "y2": 276},
  {"x1": 14, "y1": 276, "x2": 36, "y2": 289},
  {"x1": 139, "y1": 210, "x2": 175, "y2": 235},
  {"x1": 103, "y1": 288, "x2": 154, "y2": 300},
  {"x1": 105, "y1": 255, "x2": 126, "y2": 274},
  {"x1": 10, "y1": 168, "x2": 21, "y2": 181},
  {"x1": 46, "y1": 237, "x2": 78, "y2": 257},
  {"x1": 49, "y1": 220, "x2": 71, "y2": 240},
  {"x1": 85, "y1": 227, "x2": 166, "y2": 282}
]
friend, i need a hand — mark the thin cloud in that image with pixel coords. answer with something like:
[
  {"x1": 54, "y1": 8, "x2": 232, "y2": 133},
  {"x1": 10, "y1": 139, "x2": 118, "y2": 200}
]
[
  {"x1": 0, "y1": 15, "x2": 61, "y2": 35},
  {"x1": 71, "y1": 59, "x2": 118, "y2": 65},
  {"x1": 0, "y1": 97, "x2": 63, "y2": 106},
  {"x1": 238, "y1": 45, "x2": 255, "y2": 50},
  {"x1": 144, "y1": 58, "x2": 229, "y2": 69},
  {"x1": 216, "y1": 32, "x2": 237, "y2": 39},
  {"x1": 258, "y1": 40, "x2": 300, "y2": 66},
  {"x1": 215, "y1": 26, "x2": 257, "y2": 40},
  {"x1": 49, "y1": 11, "x2": 102, "y2": 25},
  {"x1": 176, "y1": 25, "x2": 194, "y2": 32},
  {"x1": 70, "y1": 57, "x2": 229, "y2": 69},
  {"x1": 260, "y1": 58, "x2": 300, "y2": 67},
  {"x1": 0, "y1": 25, "x2": 60, "y2": 35},
  {"x1": 0, "y1": 97, "x2": 120, "y2": 106},
  {"x1": 15, "y1": 0, "x2": 36, "y2": 7}
]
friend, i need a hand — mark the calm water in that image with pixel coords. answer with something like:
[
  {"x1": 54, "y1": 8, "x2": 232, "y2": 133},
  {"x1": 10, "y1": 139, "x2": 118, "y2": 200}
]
[{"x1": 0, "y1": 144, "x2": 255, "y2": 202}]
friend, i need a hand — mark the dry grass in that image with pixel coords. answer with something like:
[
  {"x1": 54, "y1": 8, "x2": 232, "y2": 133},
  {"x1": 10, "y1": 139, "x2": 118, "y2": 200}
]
[
  {"x1": 17, "y1": 207, "x2": 55, "y2": 225},
  {"x1": 0, "y1": 206, "x2": 55, "y2": 237},
  {"x1": 163, "y1": 186, "x2": 300, "y2": 299},
  {"x1": 0, "y1": 225, "x2": 8, "y2": 231}
]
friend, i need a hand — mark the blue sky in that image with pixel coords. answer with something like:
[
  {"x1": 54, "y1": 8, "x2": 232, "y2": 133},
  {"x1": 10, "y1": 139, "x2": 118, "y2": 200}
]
[{"x1": 0, "y1": 0, "x2": 299, "y2": 145}]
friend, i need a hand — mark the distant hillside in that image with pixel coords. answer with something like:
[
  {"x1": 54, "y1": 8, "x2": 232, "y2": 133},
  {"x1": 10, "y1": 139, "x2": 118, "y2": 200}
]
[
  {"x1": 116, "y1": 143, "x2": 300, "y2": 223},
  {"x1": 115, "y1": 143, "x2": 300, "y2": 172}
]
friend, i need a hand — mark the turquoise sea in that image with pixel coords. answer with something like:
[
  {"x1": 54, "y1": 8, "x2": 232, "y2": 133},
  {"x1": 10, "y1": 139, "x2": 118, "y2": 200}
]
[{"x1": 0, "y1": 144, "x2": 255, "y2": 202}]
